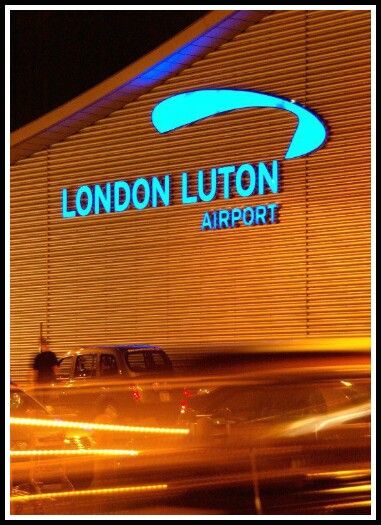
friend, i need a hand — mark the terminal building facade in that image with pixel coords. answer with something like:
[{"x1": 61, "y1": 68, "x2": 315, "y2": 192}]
[{"x1": 10, "y1": 10, "x2": 371, "y2": 381}]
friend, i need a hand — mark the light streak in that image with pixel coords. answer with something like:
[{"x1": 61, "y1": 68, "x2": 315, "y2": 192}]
[
  {"x1": 10, "y1": 417, "x2": 189, "y2": 435},
  {"x1": 10, "y1": 483, "x2": 168, "y2": 502},
  {"x1": 307, "y1": 468, "x2": 370, "y2": 480},
  {"x1": 10, "y1": 449, "x2": 139, "y2": 458},
  {"x1": 315, "y1": 404, "x2": 370, "y2": 433},
  {"x1": 317, "y1": 483, "x2": 371, "y2": 495},
  {"x1": 281, "y1": 401, "x2": 370, "y2": 437},
  {"x1": 324, "y1": 499, "x2": 371, "y2": 510}
]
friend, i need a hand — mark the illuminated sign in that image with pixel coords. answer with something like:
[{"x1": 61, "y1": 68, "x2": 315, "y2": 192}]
[
  {"x1": 61, "y1": 89, "x2": 328, "y2": 230},
  {"x1": 151, "y1": 89, "x2": 327, "y2": 160}
]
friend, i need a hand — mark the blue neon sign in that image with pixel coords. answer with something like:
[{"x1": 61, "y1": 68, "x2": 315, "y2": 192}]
[{"x1": 151, "y1": 89, "x2": 327, "y2": 160}]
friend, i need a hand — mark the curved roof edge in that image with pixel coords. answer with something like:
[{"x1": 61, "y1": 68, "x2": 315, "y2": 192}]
[{"x1": 10, "y1": 10, "x2": 270, "y2": 164}]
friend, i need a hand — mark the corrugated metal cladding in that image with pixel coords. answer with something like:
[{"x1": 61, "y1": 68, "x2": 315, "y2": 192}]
[{"x1": 10, "y1": 10, "x2": 371, "y2": 381}]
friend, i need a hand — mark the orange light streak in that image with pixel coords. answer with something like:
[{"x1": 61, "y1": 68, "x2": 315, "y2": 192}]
[
  {"x1": 10, "y1": 417, "x2": 189, "y2": 435},
  {"x1": 11, "y1": 483, "x2": 168, "y2": 502},
  {"x1": 318, "y1": 483, "x2": 371, "y2": 495},
  {"x1": 10, "y1": 449, "x2": 139, "y2": 457}
]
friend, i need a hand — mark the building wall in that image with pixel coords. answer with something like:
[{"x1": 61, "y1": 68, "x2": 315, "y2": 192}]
[{"x1": 10, "y1": 10, "x2": 371, "y2": 381}]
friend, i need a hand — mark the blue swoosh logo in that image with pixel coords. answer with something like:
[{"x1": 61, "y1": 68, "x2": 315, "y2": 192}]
[{"x1": 151, "y1": 89, "x2": 327, "y2": 160}]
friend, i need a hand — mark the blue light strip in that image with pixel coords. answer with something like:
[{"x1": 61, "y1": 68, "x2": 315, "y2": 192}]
[{"x1": 151, "y1": 89, "x2": 328, "y2": 159}]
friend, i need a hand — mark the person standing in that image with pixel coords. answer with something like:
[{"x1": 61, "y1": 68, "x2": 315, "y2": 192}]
[
  {"x1": 31, "y1": 337, "x2": 59, "y2": 408},
  {"x1": 32, "y1": 337, "x2": 59, "y2": 385}
]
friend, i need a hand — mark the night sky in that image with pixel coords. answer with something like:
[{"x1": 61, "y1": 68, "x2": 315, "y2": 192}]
[{"x1": 10, "y1": 10, "x2": 206, "y2": 132}]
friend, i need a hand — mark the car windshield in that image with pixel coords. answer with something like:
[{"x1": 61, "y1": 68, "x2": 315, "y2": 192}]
[{"x1": 124, "y1": 349, "x2": 172, "y2": 374}]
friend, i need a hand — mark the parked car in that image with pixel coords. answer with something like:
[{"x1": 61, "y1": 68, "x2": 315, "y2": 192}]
[
  {"x1": 43, "y1": 344, "x2": 183, "y2": 426},
  {"x1": 177, "y1": 358, "x2": 371, "y2": 514}
]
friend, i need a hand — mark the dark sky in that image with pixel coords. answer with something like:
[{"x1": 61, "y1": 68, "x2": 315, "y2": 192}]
[{"x1": 10, "y1": 10, "x2": 206, "y2": 131}]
